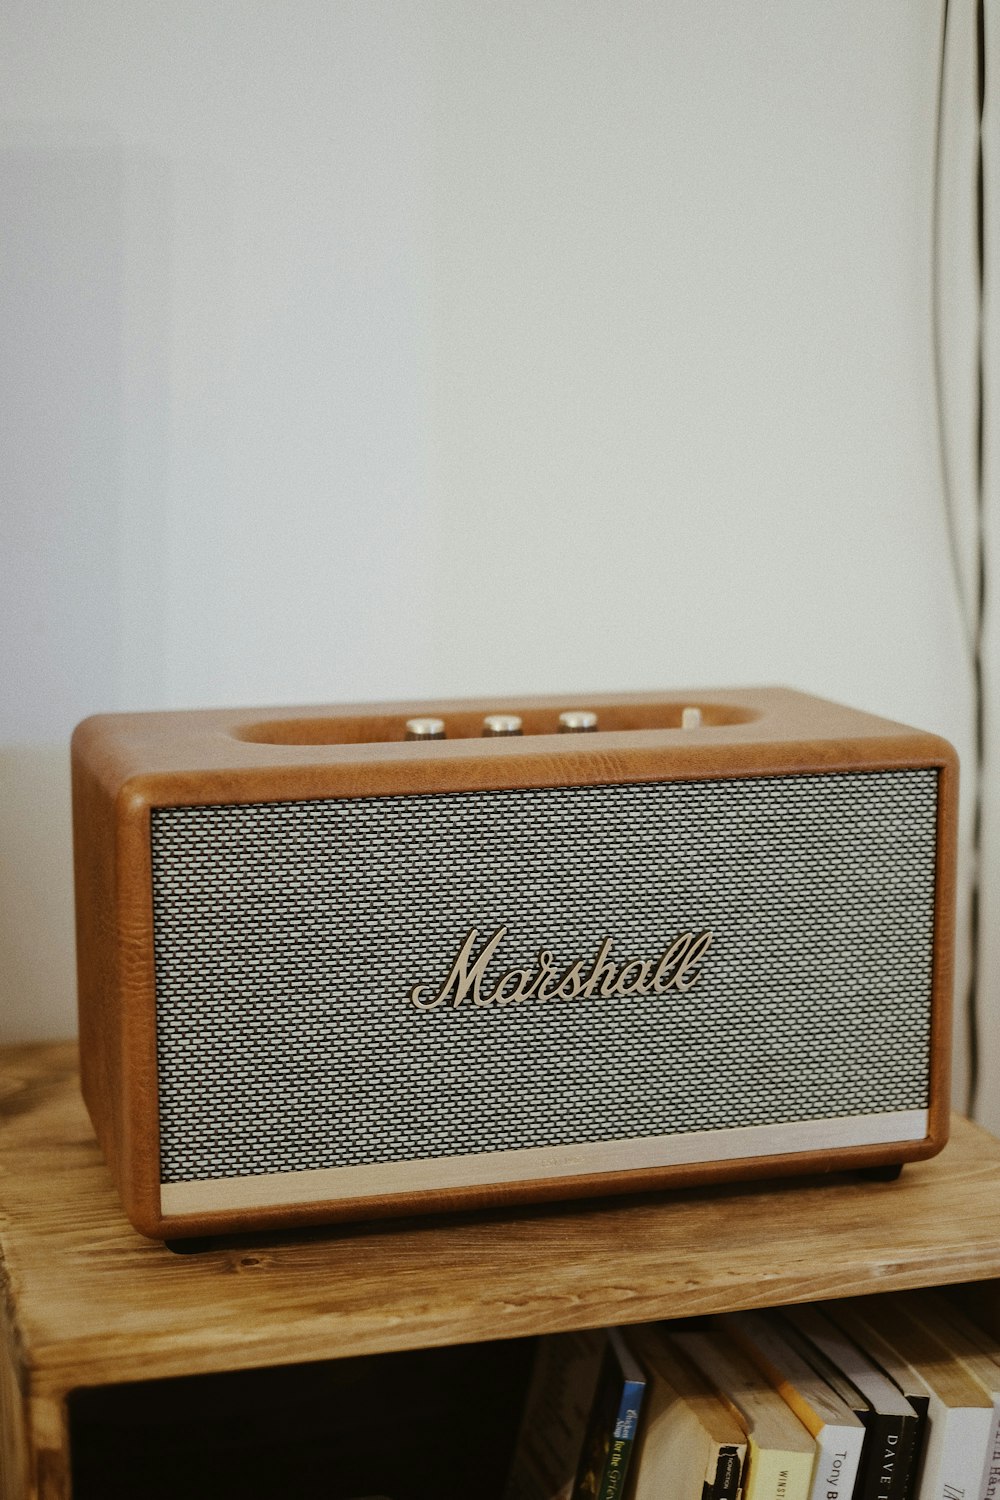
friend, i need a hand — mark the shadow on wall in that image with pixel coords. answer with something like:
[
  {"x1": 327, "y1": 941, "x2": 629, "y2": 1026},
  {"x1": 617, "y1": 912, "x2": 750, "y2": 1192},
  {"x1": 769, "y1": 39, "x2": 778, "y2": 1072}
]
[
  {"x1": 1, "y1": 137, "x2": 168, "y2": 1039},
  {"x1": 0, "y1": 746, "x2": 76, "y2": 1040}
]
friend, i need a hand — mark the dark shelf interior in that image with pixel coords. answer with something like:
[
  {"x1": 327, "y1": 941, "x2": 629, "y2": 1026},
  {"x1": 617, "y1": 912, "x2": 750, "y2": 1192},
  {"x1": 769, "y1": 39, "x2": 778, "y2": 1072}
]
[{"x1": 68, "y1": 1335, "x2": 536, "y2": 1500}]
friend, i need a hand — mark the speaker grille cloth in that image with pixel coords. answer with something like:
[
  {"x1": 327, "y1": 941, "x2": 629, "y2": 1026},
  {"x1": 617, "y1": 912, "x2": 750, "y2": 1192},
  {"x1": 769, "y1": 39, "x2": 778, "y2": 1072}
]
[{"x1": 152, "y1": 770, "x2": 938, "y2": 1183}]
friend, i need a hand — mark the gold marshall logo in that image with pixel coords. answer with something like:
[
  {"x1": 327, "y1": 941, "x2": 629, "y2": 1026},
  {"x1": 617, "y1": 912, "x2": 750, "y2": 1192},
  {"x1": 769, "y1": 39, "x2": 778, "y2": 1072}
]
[{"x1": 409, "y1": 927, "x2": 713, "y2": 1011}]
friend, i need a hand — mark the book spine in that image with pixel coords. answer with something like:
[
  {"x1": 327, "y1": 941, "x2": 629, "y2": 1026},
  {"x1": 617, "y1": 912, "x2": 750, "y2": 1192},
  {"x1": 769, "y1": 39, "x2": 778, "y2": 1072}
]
[
  {"x1": 981, "y1": 1402, "x2": 1000, "y2": 1500},
  {"x1": 809, "y1": 1426, "x2": 865, "y2": 1500},
  {"x1": 745, "y1": 1440, "x2": 815, "y2": 1500},
  {"x1": 916, "y1": 1408, "x2": 994, "y2": 1500},
  {"x1": 597, "y1": 1379, "x2": 645, "y2": 1500},
  {"x1": 856, "y1": 1415, "x2": 920, "y2": 1500}
]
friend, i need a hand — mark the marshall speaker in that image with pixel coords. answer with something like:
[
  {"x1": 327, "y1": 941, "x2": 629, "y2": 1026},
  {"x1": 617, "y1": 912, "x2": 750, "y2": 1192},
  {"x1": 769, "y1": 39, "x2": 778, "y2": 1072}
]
[{"x1": 71, "y1": 687, "x2": 957, "y2": 1239}]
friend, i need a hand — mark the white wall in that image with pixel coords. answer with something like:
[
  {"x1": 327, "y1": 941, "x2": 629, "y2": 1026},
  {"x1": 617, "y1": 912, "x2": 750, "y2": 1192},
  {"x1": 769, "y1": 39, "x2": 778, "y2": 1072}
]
[{"x1": 1, "y1": 3, "x2": 990, "y2": 1114}]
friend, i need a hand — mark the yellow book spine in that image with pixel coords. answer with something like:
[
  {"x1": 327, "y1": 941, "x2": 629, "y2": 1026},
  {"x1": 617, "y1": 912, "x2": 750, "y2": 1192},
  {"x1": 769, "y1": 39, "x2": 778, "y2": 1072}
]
[{"x1": 745, "y1": 1438, "x2": 815, "y2": 1500}]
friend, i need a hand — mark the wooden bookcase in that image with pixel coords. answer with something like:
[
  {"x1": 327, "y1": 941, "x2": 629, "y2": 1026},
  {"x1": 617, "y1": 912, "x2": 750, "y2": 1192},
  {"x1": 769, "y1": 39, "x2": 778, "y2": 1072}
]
[{"x1": 4, "y1": 1041, "x2": 1000, "y2": 1500}]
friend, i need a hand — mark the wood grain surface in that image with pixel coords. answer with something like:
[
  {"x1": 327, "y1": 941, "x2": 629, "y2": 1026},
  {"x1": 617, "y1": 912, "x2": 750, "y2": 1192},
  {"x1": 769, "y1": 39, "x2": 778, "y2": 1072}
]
[{"x1": 3, "y1": 1041, "x2": 999, "y2": 1406}]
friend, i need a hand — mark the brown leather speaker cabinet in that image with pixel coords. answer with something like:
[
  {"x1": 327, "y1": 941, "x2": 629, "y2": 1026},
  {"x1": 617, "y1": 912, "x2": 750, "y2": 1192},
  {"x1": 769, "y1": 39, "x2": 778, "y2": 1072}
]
[{"x1": 71, "y1": 687, "x2": 957, "y2": 1239}]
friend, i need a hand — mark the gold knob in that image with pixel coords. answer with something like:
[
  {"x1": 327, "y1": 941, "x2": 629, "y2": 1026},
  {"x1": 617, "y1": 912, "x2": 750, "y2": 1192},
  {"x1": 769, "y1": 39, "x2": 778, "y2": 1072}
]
[
  {"x1": 405, "y1": 717, "x2": 446, "y2": 741},
  {"x1": 482, "y1": 714, "x2": 523, "y2": 737},
  {"x1": 558, "y1": 710, "x2": 598, "y2": 733}
]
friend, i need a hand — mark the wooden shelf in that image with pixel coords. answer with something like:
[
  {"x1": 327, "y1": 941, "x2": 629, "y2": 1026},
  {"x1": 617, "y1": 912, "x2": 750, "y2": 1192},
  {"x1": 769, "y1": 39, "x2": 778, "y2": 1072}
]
[{"x1": 5, "y1": 1042, "x2": 1000, "y2": 1498}]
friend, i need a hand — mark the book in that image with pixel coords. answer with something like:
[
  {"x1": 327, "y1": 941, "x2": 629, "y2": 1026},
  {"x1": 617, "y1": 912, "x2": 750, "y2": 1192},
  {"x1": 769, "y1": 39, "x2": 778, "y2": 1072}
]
[
  {"x1": 669, "y1": 1324, "x2": 816, "y2": 1500},
  {"x1": 773, "y1": 1304, "x2": 919, "y2": 1500},
  {"x1": 719, "y1": 1309, "x2": 864, "y2": 1500},
  {"x1": 782, "y1": 1305, "x2": 921, "y2": 1500},
  {"x1": 504, "y1": 1329, "x2": 606, "y2": 1500},
  {"x1": 625, "y1": 1324, "x2": 748, "y2": 1500},
  {"x1": 824, "y1": 1297, "x2": 993, "y2": 1500},
  {"x1": 893, "y1": 1290, "x2": 1000, "y2": 1500},
  {"x1": 571, "y1": 1328, "x2": 647, "y2": 1500}
]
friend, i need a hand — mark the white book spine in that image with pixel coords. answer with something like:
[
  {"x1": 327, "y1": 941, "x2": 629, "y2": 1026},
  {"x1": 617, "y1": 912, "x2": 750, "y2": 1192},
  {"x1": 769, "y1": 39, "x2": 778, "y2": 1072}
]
[
  {"x1": 978, "y1": 1400, "x2": 1000, "y2": 1500},
  {"x1": 918, "y1": 1404, "x2": 993, "y2": 1500},
  {"x1": 809, "y1": 1425, "x2": 865, "y2": 1500}
]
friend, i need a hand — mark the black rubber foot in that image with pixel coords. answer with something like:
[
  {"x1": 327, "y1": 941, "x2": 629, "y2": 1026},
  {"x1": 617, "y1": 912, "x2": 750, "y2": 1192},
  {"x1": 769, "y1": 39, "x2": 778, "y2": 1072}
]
[
  {"x1": 164, "y1": 1236, "x2": 217, "y2": 1255},
  {"x1": 855, "y1": 1163, "x2": 904, "y2": 1183}
]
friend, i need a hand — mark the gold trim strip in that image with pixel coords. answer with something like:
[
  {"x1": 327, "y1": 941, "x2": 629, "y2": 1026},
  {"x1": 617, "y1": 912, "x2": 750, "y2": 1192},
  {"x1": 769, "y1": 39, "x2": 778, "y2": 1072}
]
[{"x1": 160, "y1": 1109, "x2": 928, "y2": 1217}]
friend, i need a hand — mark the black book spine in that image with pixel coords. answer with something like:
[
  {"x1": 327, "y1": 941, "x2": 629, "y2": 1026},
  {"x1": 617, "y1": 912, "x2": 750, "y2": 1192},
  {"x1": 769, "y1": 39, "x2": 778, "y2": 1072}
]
[
  {"x1": 854, "y1": 1414, "x2": 920, "y2": 1500},
  {"x1": 901, "y1": 1399, "x2": 929, "y2": 1500}
]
